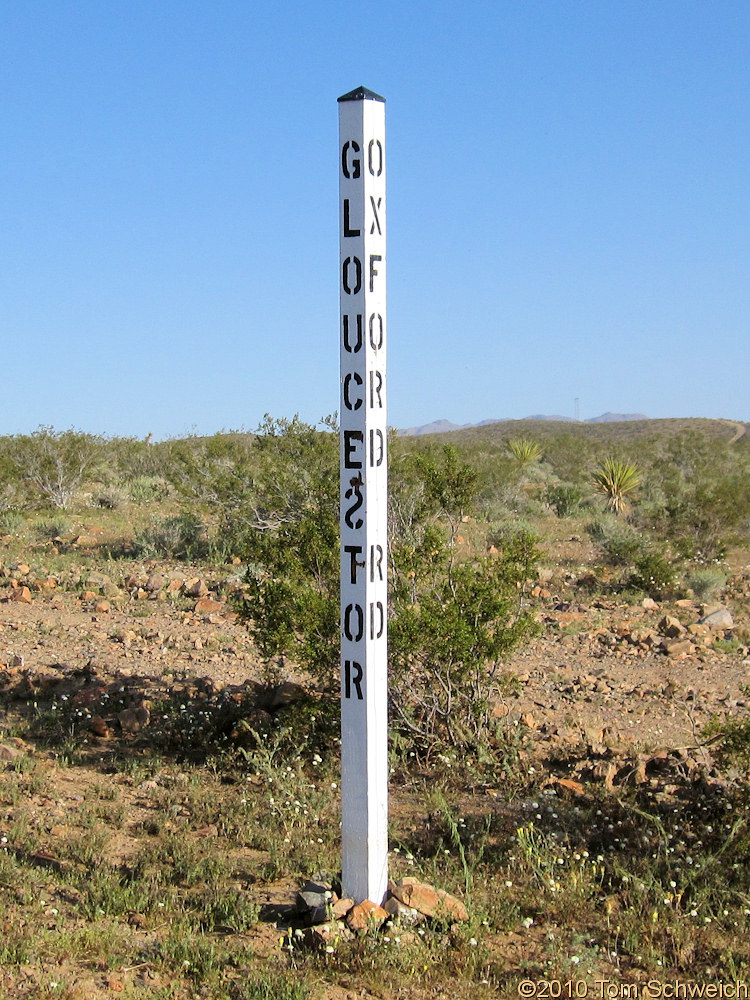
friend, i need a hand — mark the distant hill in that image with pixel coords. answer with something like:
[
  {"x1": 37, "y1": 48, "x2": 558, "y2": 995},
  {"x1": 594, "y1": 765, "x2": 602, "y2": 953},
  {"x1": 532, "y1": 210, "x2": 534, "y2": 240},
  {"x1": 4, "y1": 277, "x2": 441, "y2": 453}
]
[
  {"x1": 400, "y1": 413, "x2": 648, "y2": 436},
  {"x1": 587, "y1": 412, "x2": 648, "y2": 423}
]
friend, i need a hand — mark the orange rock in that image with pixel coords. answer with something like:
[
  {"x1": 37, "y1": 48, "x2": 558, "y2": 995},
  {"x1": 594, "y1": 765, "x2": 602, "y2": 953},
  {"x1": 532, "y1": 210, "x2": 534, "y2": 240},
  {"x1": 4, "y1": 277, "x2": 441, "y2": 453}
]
[
  {"x1": 331, "y1": 898, "x2": 355, "y2": 919},
  {"x1": 194, "y1": 598, "x2": 224, "y2": 614},
  {"x1": 346, "y1": 899, "x2": 388, "y2": 933},
  {"x1": 9, "y1": 586, "x2": 32, "y2": 604},
  {"x1": 552, "y1": 777, "x2": 586, "y2": 796},
  {"x1": 664, "y1": 638, "x2": 694, "y2": 657},
  {"x1": 89, "y1": 716, "x2": 110, "y2": 738},
  {"x1": 390, "y1": 878, "x2": 468, "y2": 921}
]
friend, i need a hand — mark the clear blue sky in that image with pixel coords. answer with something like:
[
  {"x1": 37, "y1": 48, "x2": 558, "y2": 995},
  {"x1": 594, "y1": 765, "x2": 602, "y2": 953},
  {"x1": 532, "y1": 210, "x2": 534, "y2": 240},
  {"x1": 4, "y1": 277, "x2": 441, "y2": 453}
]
[{"x1": 3, "y1": 0, "x2": 749, "y2": 438}]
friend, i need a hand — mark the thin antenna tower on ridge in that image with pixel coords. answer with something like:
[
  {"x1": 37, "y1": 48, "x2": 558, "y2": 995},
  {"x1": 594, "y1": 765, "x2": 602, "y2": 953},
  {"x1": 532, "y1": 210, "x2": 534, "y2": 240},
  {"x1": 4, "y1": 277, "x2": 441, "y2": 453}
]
[{"x1": 574, "y1": 398, "x2": 580, "y2": 422}]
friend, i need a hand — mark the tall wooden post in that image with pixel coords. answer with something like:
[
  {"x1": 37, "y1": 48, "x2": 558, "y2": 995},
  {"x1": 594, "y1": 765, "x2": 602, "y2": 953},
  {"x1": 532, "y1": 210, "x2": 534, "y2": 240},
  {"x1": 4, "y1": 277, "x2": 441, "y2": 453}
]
[{"x1": 338, "y1": 86, "x2": 388, "y2": 904}]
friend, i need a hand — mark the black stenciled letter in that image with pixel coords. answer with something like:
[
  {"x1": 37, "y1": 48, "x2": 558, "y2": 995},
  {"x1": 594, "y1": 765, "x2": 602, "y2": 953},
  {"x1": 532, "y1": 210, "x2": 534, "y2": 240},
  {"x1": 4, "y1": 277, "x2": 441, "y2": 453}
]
[
  {"x1": 368, "y1": 139, "x2": 383, "y2": 176},
  {"x1": 369, "y1": 255, "x2": 381, "y2": 292},
  {"x1": 343, "y1": 199, "x2": 360, "y2": 237},
  {"x1": 342, "y1": 140, "x2": 361, "y2": 179},
  {"x1": 343, "y1": 604, "x2": 364, "y2": 642},
  {"x1": 370, "y1": 544, "x2": 384, "y2": 582},
  {"x1": 343, "y1": 257, "x2": 362, "y2": 295},
  {"x1": 344, "y1": 473, "x2": 364, "y2": 529},
  {"x1": 370, "y1": 601, "x2": 384, "y2": 640},
  {"x1": 342, "y1": 314, "x2": 362, "y2": 353},
  {"x1": 369, "y1": 314, "x2": 383, "y2": 350},
  {"x1": 343, "y1": 430, "x2": 363, "y2": 470},
  {"x1": 369, "y1": 370, "x2": 383, "y2": 409},
  {"x1": 343, "y1": 371, "x2": 363, "y2": 411},
  {"x1": 369, "y1": 428, "x2": 384, "y2": 468},
  {"x1": 369, "y1": 196, "x2": 382, "y2": 235},
  {"x1": 344, "y1": 544, "x2": 365, "y2": 584},
  {"x1": 344, "y1": 660, "x2": 363, "y2": 700}
]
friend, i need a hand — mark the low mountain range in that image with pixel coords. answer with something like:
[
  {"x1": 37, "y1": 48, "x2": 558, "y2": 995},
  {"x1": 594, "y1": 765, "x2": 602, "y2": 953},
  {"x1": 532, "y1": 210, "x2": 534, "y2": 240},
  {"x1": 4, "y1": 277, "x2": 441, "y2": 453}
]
[{"x1": 399, "y1": 412, "x2": 648, "y2": 436}]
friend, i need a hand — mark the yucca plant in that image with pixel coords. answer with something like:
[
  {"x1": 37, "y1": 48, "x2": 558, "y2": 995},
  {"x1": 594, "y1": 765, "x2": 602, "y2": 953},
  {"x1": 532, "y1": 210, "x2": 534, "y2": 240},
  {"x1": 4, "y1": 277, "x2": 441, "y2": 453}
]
[
  {"x1": 592, "y1": 458, "x2": 642, "y2": 515},
  {"x1": 507, "y1": 438, "x2": 542, "y2": 468}
]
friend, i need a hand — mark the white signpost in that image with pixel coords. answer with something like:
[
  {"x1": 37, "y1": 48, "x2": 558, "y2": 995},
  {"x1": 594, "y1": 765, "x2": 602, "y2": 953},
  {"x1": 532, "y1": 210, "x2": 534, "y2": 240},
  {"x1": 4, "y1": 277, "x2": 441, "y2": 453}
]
[{"x1": 338, "y1": 86, "x2": 388, "y2": 904}]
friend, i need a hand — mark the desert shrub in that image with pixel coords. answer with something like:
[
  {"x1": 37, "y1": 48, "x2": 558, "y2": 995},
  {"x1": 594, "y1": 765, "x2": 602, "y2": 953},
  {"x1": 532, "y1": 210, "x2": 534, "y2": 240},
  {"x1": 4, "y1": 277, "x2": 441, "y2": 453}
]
[
  {"x1": 389, "y1": 528, "x2": 540, "y2": 750},
  {"x1": 546, "y1": 482, "x2": 585, "y2": 517},
  {"x1": 705, "y1": 694, "x2": 750, "y2": 772},
  {"x1": 586, "y1": 515, "x2": 644, "y2": 566},
  {"x1": 133, "y1": 512, "x2": 208, "y2": 561},
  {"x1": 33, "y1": 518, "x2": 69, "y2": 542},
  {"x1": 237, "y1": 421, "x2": 539, "y2": 754},
  {"x1": 487, "y1": 521, "x2": 538, "y2": 551},
  {"x1": 127, "y1": 475, "x2": 170, "y2": 504},
  {"x1": 0, "y1": 509, "x2": 23, "y2": 534},
  {"x1": 0, "y1": 443, "x2": 19, "y2": 508},
  {"x1": 93, "y1": 488, "x2": 124, "y2": 509},
  {"x1": 166, "y1": 431, "x2": 256, "y2": 508},
  {"x1": 658, "y1": 474, "x2": 750, "y2": 561},
  {"x1": 6, "y1": 427, "x2": 103, "y2": 509},
  {"x1": 687, "y1": 567, "x2": 727, "y2": 601},
  {"x1": 627, "y1": 550, "x2": 678, "y2": 600},
  {"x1": 106, "y1": 435, "x2": 176, "y2": 480},
  {"x1": 481, "y1": 482, "x2": 547, "y2": 521}
]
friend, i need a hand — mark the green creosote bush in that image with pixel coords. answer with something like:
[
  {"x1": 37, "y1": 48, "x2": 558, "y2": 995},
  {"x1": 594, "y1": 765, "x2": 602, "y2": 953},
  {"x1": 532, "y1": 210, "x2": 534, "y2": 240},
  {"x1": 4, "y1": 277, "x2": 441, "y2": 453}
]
[
  {"x1": 660, "y1": 474, "x2": 750, "y2": 561},
  {"x1": 627, "y1": 550, "x2": 679, "y2": 600},
  {"x1": 235, "y1": 424, "x2": 540, "y2": 756},
  {"x1": 585, "y1": 514, "x2": 679, "y2": 598},
  {"x1": 704, "y1": 691, "x2": 750, "y2": 772},
  {"x1": 545, "y1": 482, "x2": 585, "y2": 518},
  {"x1": 5, "y1": 426, "x2": 104, "y2": 509}
]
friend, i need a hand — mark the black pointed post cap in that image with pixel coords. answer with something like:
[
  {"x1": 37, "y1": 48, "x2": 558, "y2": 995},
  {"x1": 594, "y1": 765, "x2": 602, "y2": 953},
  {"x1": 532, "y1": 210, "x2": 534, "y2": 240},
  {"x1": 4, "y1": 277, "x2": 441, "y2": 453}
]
[{"x1": 338, "y1": 86, "x2": 386, "y2": 103}]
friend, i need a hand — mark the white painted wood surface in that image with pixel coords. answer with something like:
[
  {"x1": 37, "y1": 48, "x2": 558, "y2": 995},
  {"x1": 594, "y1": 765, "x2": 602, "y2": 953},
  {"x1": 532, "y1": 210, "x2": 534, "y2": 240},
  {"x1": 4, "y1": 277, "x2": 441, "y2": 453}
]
[{"x1": 338, "y1": 87, "x2": 388, "y2": 904}]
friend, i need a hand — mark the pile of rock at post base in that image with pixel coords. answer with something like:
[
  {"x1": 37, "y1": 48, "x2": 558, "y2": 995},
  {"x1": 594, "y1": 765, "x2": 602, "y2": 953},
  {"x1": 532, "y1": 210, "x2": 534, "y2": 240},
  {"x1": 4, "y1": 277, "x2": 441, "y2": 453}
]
[{"x1": 290, "y1": 876, "x2": 469, "y2": 951}]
